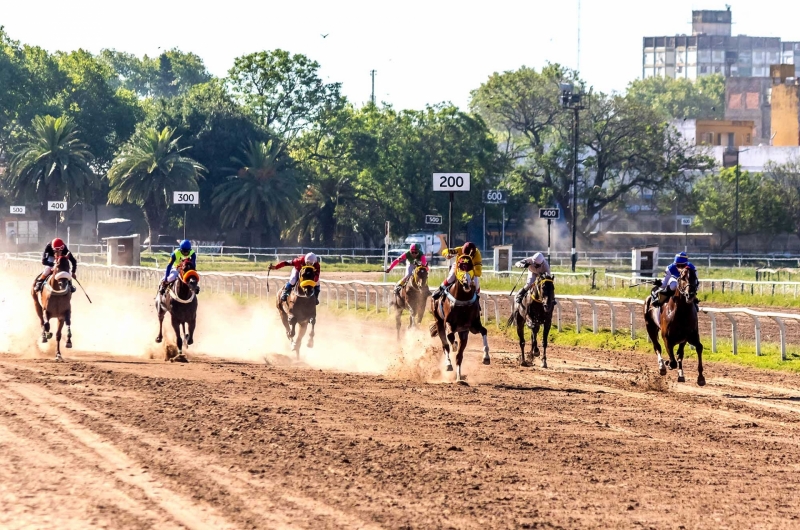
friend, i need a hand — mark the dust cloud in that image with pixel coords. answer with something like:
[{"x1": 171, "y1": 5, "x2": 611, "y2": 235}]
[{"x1": 0, "y1": 268, "x2": 478, "y2": 382}]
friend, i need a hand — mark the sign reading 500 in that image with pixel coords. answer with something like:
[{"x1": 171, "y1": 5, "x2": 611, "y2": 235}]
[
  {"x1": 173, "y1": 191, "x2": 199, "y2": 205},
  {"x1": 432, "y1": 173, "x2": 470, "y2": 192}
]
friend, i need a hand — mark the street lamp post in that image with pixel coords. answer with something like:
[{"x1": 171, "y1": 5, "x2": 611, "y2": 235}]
[
  {"x1": 560, "y1": 83, "x2": 584, "y2": 272},
  {"x1": 723, "y1": 147, "x2": 747, "y2": 255}
]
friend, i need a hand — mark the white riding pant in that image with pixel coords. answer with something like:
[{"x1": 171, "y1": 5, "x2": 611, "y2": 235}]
[
  {"x1": 41, "y1": 265, "x2": 53, "y2": 278},
  {"x1": 524, "y1": 271, "x2": 542, "y2": 289},
  {"x1": 445, "y1": 266, "x2": 480, "y2": 291},
  {"x1": 165, "y1": 269, "x2": 179, "y2": 283},
  {"x1": 288, "y1": 267, "x2": 300, "y2": 286},
  {"x1": 400, "y1": 262, "x2": 415, "y2": 283}
]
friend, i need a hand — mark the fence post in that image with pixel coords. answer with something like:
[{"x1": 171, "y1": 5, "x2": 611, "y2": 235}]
[{"x1": 724, "y1": 314, "x2": 738, "y2": 355}]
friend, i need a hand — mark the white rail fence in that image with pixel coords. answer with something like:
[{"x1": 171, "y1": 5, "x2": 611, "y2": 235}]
[
  {"x1": 5, "y1": 256, "x2": 799, "y2": 361},
  {"x1": 606, "y1": 272, "x2": 800, "y2": 298}
]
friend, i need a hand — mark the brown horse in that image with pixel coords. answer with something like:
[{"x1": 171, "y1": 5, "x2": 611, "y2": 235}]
[
  {"x1": 390, "y1": 265, "x2": 430, "y2": 340},
  {"x1": 32, "y1": 256, "x2": 73, "y2": 361},
  {"x1": 276, "y1": 265, "x2": 317, "y2": 359},
  {"x1": 429, "y1": 255, "x2": 490, "y2": 382},
  {"x1": 507, "y1": 274, "x2": 556, "y2": 368},
  {"x1": 156, "y1": 258, "x2": 199, "y2": 362},
  {"x1": 644, "y1": 267, "x2": 705, "y2": 386}
]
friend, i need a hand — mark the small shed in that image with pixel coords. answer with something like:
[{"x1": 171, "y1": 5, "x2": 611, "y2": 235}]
[
  {"x1": 493, "y1": 245, "x2": 513, "y2": 272},
  {"x1": 631, "y1": 245, "x2": 659, "y2": 280},
  {"x1": 104, "y1": 234, "x2": 141, "y2": 266}
]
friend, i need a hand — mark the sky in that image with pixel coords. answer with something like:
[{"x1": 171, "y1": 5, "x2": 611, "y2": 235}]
[{"x1": 2, "y1": 0, "x2": 799, "y2": 110}]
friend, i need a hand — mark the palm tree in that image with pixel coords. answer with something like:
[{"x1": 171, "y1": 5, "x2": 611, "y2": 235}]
[
  {"x1": 108, "y1": 127, "x2": 205, "y2": 247},
  {"x1": 284, "y1": 173, "x2": 358, "y2": 246},
  {"x1": 7, "y1": 115, "x2": 96, "y2": 227},
  {"x1": 212, "y1": 140, "x2": 299, "y2": 233}
]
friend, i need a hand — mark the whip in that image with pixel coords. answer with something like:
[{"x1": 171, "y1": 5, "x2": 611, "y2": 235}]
[
  {"x1": 73, "y1": 277, "x2": 93, "y2": 304},
  {"x1": 509, "y1": 268, "x2": 527, "y2": 296}
]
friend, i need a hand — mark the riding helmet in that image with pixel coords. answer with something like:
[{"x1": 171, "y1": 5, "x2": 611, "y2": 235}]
[
  {"x1": 179, "y1": 239, "x2": 192, "y2": 252},
  {"x1": 674, "y1": 252, "x2": 688, "y2": 265},
  {"x1": 305, "y1": 252, "x2": 318, "y2": 264},
  {"x1": 533, "y1": 252, "x2": 545, "y2": 264},
  {"x1": 409, "y1": 243, "x2": 419, "y2": 255},
  {"x1": 462, "y1": 242, "x2": 476, "y2": 255},
  {"x1": 51, "y1": 238, "x2": 65, "y2": 251}
]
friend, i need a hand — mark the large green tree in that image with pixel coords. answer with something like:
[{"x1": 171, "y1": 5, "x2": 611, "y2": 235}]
[
  {"x1": 228, "y1": 50, "x2": 344, "y2": 139},
  {"x1": 765, "y1": 157, "x2": 800, "y2": 240},
  {"x1": 626, "y1": 74, "x2": 725, "y2": 120},
  {"x1": 6, "y1": 115, "x2": 96, "y2": 225},
  {"x1": 212, "y1": 140, "x2": 299, "y2": 235},
  {"x1": 107, "y1": 127, "x2": 205, "y2": 246},
  {"x1": 693, "y1": 167, "x2": 789, "y2": 249}
]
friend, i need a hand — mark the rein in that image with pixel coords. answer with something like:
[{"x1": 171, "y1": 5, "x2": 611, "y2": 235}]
[{"x1": 169, "y1": 282, "x2": 196, "y2": 304}]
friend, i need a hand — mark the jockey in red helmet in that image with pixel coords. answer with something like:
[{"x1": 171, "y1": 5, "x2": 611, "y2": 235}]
[
  {"x1": 35, "y1": 238, "x2": 77, "y2": 293},
  {"x1": 385, "y1": 243, "x2": 428, "y2": 295}
]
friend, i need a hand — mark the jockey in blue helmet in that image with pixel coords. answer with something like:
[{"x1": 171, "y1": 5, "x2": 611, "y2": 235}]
[
  {"x1": 159, "y1": 240, "x2": 199, "y2": 294},
  {"x1": 652, "y1": 252, "x2": 698, "y2": 307}
]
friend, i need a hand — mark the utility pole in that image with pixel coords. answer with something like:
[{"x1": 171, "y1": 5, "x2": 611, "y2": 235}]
[
  {"x1": 370, "y1": 70, "x2": 376, "y2": 105},
  {"x1": 561, "y1": 83, "x2": 584, "y2": 272}
]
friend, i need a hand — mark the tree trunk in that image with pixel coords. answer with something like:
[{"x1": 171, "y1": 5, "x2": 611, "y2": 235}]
[{"x1": 143, "y1": 201, "x2": 166, "y2": 251}]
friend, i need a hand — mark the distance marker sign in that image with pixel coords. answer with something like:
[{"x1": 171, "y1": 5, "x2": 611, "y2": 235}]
[
  {"x1": 425, "y1": 214, "x2": 443, "y2": 225},
  {"x1": 432, "y1": 173, "x2": 470, "y2": 192},
  {"x1": 539, "y1": 208, "x2": 561, "y2": 220},
  {"x1": 173, "y1": 191, "x2": 199, "y2": 205},
  {"x1": 47, "y1": 201, "x2": 67, "y2": 211},
  {"x1": 10, "y1": 206, "x2": 25, "y2": 215}
]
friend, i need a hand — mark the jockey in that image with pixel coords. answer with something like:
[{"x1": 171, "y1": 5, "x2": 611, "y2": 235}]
[
  {"x1": 385, "y1": 243, "x2": 428, "y2": 295},
  {"x1": 431, "y1": 242, "x2": 482, "y2": 301},
  {"x1": 652, "y1": 252, "x2": 699, "y2": 307},
  {"x1": 514, "y1": 252, "x2": 554, "y2": 305},
  {"x1": 159, "y1": 240, "x2": 198, "y2": 295},
  {"x1": 270, "y1": 252, "x2": 321, "y2": 304},
  {"x1": 35, "y1": 238, "x2": 77, "y2": 293}
]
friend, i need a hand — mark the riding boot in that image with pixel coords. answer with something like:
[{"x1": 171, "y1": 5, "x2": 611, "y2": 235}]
[
  {"x1": 394, "y1": 281, "x2": 404, "y2": 296},
  {"x1": 314, "y1": 286, "x2": 321, "y2": 306},
  {"x1": 69, "y1": 281, "x2": 76, "y2": 293},
  {"x1": 515, "y1": 287, "x2": 529, "y2": 305},
  {"x1": 158, "y1": 281, "x2": 167, "y2": 295},
  {"x1": 34, "y1": 278, "x2": 45, "y2": 293},
  {"x1": 280, "y1": 283, "x2": 292, "y2": 302},
  {"x1": 431, "y1": 283, "x2": 448, "y2": 301}
]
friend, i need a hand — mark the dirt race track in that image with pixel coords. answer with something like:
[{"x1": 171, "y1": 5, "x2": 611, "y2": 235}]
[{"x1": 3, "y1": 328, "x2": 800, "y2": 529}]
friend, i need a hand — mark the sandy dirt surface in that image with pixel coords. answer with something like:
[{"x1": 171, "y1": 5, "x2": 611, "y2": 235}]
[{"x1": 3, "y1": 269, "x2": 800, "y2": 528}]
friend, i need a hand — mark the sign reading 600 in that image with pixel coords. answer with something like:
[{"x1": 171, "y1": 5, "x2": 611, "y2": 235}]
[{"x1": 173, "y1": 191, "x2": 200, "y2": 205}]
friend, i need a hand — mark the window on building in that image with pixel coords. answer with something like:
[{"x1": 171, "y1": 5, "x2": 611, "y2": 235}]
[
  {"x1": 727, "y1": 132, "x2": 735, "y2": 147},
  {"x1": 644, "y1": 52, "x2": 655, "y2": 65},
  {"x1": 700, "y1": 65, "x2": 709, "y2": 73},
  {"x1": 716, "y1": 133, "x2": 722, "y2": 145},
  {"x1": 746, "y1": 133, "x2": 751, "y2": 144},
  {"x1": 714, "y1": 66, "x2": 722, "y2": 73},
  {"x1": 676, "y1": 65, "x2": 684, "y2": 74},
  {"x1": 745, "y1": 92, "x2": 760, "y2": 109},
  {"x1": 728, "y1": 93, "x2": 743, "y2": 109},
  {"x1": 699, "y1": 132, "x2": 713, "y2": 144}
]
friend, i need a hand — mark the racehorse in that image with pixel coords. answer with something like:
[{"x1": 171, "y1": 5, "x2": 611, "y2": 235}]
[
  {"x1": 32, "y1": 255, "x2": 73, "y2": 361},
  {"x1": 277, "y1": 265, "x2": 317, "y2": 359},
  {"x1": 156, "y1": 257, "x2": 199, "y2": 362},
  {"x1": 507, "y1": 273, "x2": 555, "y2": 368},
  {"x1": 429, "y1": 255, "x2": 490, "y2": 383},
  {"x1": 644, "y1": 266, "x2": 705, "y2": 386},
  {"x1": 389, "y1": 265, "x2": 430, "y2": 340}
]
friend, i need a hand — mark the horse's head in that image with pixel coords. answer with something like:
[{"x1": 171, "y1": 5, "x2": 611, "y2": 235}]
[
  {"x1": 51, "y1": 256, "x2": 72, "y2": 291},
  {"x1": 537, "y1": 273, "x2": 556, "y2": 313},
  {"x1": 413, "y1": 265, "x2": 429, "y2": 288},
  {"x1": 455, "y1": 255, "x2": 474, "y2": 291},
  {"x1": 677, "y1": 266, "x2": 697, "y2": 304},
  {"x1": 177, "y1": 258, "x2": 199, "y2": 293},
  {"x1": 298, "y1": 265, "x2": 317, "y2": 297}
]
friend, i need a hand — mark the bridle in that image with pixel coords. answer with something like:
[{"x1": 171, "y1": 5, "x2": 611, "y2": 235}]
[{"x1": 676, "y1": 267, "x2": 697, "y2": 304}]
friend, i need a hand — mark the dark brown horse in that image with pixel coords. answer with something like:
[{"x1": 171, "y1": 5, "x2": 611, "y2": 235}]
[
  {"x1": 507, "y1": 274, "x2": 556, "y2": 368},
  {"x1": 390, "y1": 265, "x2": 430, "y2": 340},
  {"x1": 156, "y1": 258, "x2": 199, "y2": 362},
  {"x1": 429, "y1": 255, "x2": 489, "y2": 383},
  {"x1": 644, "y1": 267, "x2": 705, "y2": 386},
  {"x1": 32, "y1": 256, "x2": 73, "y2": 361},
  {"x1": 277, "y1": 265, "x2": 317, "y2": 359}
]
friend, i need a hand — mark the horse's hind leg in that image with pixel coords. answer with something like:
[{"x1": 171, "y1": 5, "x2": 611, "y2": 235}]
[
  {"x1": 155, "y1": 300, "x2": 165, "y2": 343},
  {"x1": 171, "y1": 319, "x2": 186, "y2": 362},
  {"x1": 187, "y1": 318, "x2": 196, "y2": 347},
  {"x1": 307, "y1": 319, "x2": 315, "y2": 349},
  {"x1": 395, "y1": 307, "x2": 403, "y2": 341},
  {"x1": 531, "y1": 323, "x2": 540, "y2": 358},
  {"x1": 294, "y1": 323, "x2": 307, "y2": 360},
  {"x1": 646, "y1": 312, "x2": 666, "y2": 375},
  {"x1": 690, "y1": 332, "x2": 706, "y2": 386},
  {"x1": 65, "y1": 310, "x2": 72, "y2": 349},
  {"x1": 474, "y1": 321, "x2": 490, "y2": 365},
  {"x1": 436, "y1": 318, "x2": 452, "y2": 371}
]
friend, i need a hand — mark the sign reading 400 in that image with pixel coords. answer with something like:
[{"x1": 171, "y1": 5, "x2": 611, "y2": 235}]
[
  {"x1": 47, "y1": 201, "x2": 67, "y2": 212},
  {"x1": 432, "y1": 173, "x2": 470, "y2": 192},
  {"x1": 173, "y1": 191, "x2": 199, "y2": 205}
]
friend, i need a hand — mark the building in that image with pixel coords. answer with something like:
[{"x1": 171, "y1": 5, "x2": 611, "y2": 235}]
[
  {"x1": 771, "y1": 65, "x2": 800, "y2": 146},
  {"x1": 642, "y1": 8, "x2": 796, "y2": 81},
  {"x1": 695, "y1": 119, "x2": 755, "y2": 147}
]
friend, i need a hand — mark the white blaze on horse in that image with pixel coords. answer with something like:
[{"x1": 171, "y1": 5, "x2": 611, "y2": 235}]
[
  {"x1": 32, "y1": 256, "x2": 73, "y2": 361},
  {"x1": 429, "y1": 255, "x2": 489, "y2": 383}
]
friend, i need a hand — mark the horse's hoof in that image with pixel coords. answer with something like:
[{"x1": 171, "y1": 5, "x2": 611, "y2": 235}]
[
  {"x1": 307, "y1": 340, "x2": 314, "y2": 349},
  {"x1": 55, "y1": 355, "x2": 63, "y2": 362},
  {"x1": 697, "y1": 375, "x2": 706, "y2": 387},
  {"x1": 659, "y1": 366, "x2": 667, "y2": 376},
  {"x1": 155, "y1": 337, "x2": 162, "y2": 343},
  {"x1": 41, "y1": 337, "x2": 48, "y2": 344},
  {"x1": 669, "y1": 360, "x2": 678, "y2": 370},
  {"x1": 482, "y1": 357, "x2": 490, "y2": 366},
  {"x1": 677, "y1": 376, "x2": 686, "y2": 383},
  {"x1": 456, "y1": 380, "x2": 469, "y2": 386},
  {"x1": 46, "y1": 332, "x2": 53, "y2": 340},
  {"x1": 66, "y1": 341, "x2": 72, "y2": 349},
  {"x1": 521, "y1": 360, "x2": 531, "y2": 368},
  {"x1": 541, "y1": 361, "x2": 548, "y2": 369},
  {"x1": 532, "y1": 350, "x2": 540, "y2": 358},
  {"x1": 446, "y1": 364, "x2": 453, "y2": 372},
  {"x1": 187, "y1": 338, "x2": 193, "y2": 346},
  {"x1": 175, "y1": 354, "x2": 188, "y2": 363}
]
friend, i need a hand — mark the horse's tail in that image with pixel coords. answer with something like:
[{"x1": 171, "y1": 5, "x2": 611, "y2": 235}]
[{"x1": 505, "y1": 311, "x2": 517, "y2": 330}]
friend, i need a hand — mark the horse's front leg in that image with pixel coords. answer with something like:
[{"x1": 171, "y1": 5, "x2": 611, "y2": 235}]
[
  {"x1": 663, "y1": 336, "x2": 678, "y2": 371},
  {"x1": 186, "y1": 318, "x2": 195, "y2": 346},
  {"x1": 515, "y1": 313, "x2": 527, "y2": 366},
  {"x1": 676, "y1": 343, "x2": 687, "y2": 383},
  {"x1": 531, "y1": 323, "x2": 541, "y2": 358},
  {"x1": 455, "y1": 330, "x2": 469, "y2": 383},
  {"x1": 294, "y1": 322, "x2": 307, "y2": 359},
  {"x1": 155, "y1": 299, "x2": 165, "y2": 343},
  {"x1": 646, "y1": 310, "x2": 665, "y2": 375},
  {"x1": 395, "y1": 305, "x2": 403, "y2": 341},
  {"x1": 307, "y1": 318, "x2": 315, "y2": 349},
  {"x1": 540, "y1": 320, "x2": 551, "y2": 369},
  {"x1": 171, "y1": 318, "x2": 186, "y2": 362},
  {"x1": 54, "y1": 319, "x2": 64, "y2": 362},
  {"x1": 435, "y1": 317, "x2": 452, "y2": 372},
  {"x1": 65, "y1": 310, "x2": 72, "y2": 349},
  {"x1": 690, "y1": 332, "x2": 705, "y2": 386}
]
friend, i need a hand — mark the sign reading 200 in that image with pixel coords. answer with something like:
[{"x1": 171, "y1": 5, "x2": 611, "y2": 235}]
[{"x1": 432, "y1": 173, "x2": 471, "y2": 192}]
